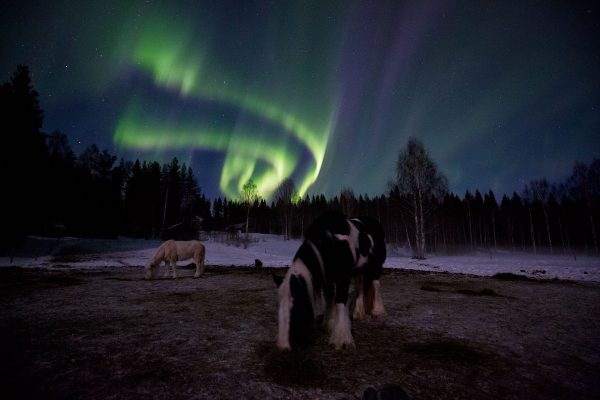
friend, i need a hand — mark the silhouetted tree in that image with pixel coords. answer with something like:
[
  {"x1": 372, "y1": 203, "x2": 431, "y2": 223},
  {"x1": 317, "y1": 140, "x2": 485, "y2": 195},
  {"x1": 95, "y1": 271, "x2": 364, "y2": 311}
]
[
  {"x1": 339, "y1": 187, "x2": 357, "y2": 217},
  {"x1": 525, "y1": 179, "x2": 554, "y2": 253},
  {"x1": 78, "y1": 144, "x2": 117, "y2": 180},
  {"x1": 484, "y1": 190, "x2": 499, "y2": 251},
  {"x1": 567, "y1": 159, "x2": 599, "y2": 254},
  {"x1": 522, "y1": 185, "x2": 538, "y2": 254},
  {"x1": 160, "y1": 158, "x2": 182, "y2": 238},
  {"x1": 394, "y1": 137, "x2": 448, "y2": 259},
  {"x1": 71, "y1": 145, "x2": 120, "y2": 237},
  {"x1": 241, "y1": 178, "x2": 260, "y2": 237},
  {"x1": 0, "y1": 65, "x2": 47, "y2": 250},
  {"x1": 46, "y1": 130, "x2": 76, "y2": 230},
  {"x1": 123, "y1": 160, "x2": 143, "y2": 230},
  {"x1": 274, "y1": 178, "x2": 297, "y2": 240}
]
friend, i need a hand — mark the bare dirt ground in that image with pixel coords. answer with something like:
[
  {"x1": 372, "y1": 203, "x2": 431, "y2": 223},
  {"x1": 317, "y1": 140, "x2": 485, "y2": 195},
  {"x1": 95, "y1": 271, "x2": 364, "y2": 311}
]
[{"x1": 1, "y1": 265, "x2": 599, "y2": 400}]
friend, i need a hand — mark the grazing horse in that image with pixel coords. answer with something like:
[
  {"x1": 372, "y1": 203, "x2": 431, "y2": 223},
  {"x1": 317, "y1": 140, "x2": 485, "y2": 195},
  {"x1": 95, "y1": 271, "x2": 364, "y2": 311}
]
[
  {"x1": 274, "y1": 210, "x2": 386, "y2": 350},
  {"x1": 144, "y1": 240, "x2": 205, "y2": 279}
]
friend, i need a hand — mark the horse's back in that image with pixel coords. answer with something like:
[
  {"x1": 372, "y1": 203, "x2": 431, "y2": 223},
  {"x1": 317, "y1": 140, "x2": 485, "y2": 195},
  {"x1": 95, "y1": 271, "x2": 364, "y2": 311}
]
[
  {"x1": 351, "y1": 216, "x2": 386, "y2": 265},
  {"x1": 173, "y1": 240, "x2": 204, "y2": 260}
]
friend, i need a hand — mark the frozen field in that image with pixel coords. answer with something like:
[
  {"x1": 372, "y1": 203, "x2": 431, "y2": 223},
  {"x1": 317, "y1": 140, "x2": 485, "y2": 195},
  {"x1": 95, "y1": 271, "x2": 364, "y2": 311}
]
[
  {"x1": 2, "y1": 234, "x2": 599, "y2": 399},
  {"x1": 2, "y1": 234, "x2": 598, "y2": 282}
]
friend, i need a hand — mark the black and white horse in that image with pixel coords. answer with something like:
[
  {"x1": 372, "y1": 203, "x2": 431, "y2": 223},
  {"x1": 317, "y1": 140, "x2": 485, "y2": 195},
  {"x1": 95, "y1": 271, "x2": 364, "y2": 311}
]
[{"x1": 274, "y1": 210, "x2": 386, "y2": 350}]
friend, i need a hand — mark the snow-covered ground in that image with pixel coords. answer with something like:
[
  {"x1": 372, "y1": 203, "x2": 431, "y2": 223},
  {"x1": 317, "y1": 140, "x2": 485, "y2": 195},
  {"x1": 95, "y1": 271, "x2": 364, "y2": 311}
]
[{"x1": 1, "y1": 234, "x2": 598, "y2": 282}]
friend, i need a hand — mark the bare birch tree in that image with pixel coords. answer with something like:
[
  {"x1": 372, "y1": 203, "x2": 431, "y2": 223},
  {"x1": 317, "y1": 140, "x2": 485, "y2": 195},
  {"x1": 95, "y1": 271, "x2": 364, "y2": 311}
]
[
  {"x1": 274, "y1": 178, "x2": 297, "y2": 240},
  {"x1": 241, "y1": 179, "x2": 260, "y2": 238},
  {"x1": 522, "y1": 185, "x2": 538, "y2": 254},
  {"x1": 525, "y1": 179, "x2": 553, "y2": 253},
  {"x1": 395, "y1": 137, "x2": 448, "y2": 259}
]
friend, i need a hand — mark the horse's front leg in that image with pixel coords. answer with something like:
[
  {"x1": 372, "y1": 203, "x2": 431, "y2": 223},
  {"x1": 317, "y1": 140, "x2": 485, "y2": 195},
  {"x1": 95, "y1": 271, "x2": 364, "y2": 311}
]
[
  {"x1": 171, "y1": 261, "x2": 177, "y2": 278},
  {"x1": 163, "y1": 261, "x2": 170, "y2": 278},
  {"x1": 370, "y1": 280, "x2": 386, "y2": 319},
  {"x1": 352, "y1": 274, "x2": 366, "y2": 320},
  {"x1": 328, "y1": 275, "x2": 354, "y2": 350}
]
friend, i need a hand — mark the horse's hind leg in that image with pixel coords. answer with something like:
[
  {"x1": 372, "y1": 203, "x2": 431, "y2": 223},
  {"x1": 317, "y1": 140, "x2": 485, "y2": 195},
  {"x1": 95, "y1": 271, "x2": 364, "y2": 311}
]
[
  {"x1": 193, "y1": 248, "x2": 205, "y2": 278},
  {"x1": 363, "y1": 260, "x2": 386, "y2": 319},
  {"x1": 194, "y1": 257, "x2": 201, "y2": 278},
  {"x1": 352, "y1": 274, "x2": 366, "y2": 320},
  {"x1": 193, "y1": 258, "x2": 203, "y2": 278}
]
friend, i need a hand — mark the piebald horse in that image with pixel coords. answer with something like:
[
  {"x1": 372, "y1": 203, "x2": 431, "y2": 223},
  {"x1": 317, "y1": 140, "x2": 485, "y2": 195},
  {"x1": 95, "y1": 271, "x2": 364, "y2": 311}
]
[
  {"x1": 274, "y1": 210, "x2": 386, "y2": 350},
  {"x1": 144, "y1": 240, "x2": 206, "y2": 279}
]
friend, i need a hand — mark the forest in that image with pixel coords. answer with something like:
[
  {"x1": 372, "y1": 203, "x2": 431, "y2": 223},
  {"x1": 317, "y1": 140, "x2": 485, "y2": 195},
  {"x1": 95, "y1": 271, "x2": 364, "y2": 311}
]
[{"x1": 1, "y1": 65, "x2": 598, "y2": 256}]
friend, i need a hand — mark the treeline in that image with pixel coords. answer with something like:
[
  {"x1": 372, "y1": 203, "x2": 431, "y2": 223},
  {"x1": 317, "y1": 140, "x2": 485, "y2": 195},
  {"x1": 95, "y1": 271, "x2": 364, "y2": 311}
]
[
  {"x1": 391, "y1": 170, "x2": 600, "y2": 255},
  {"x1": 241, "y1": 167, "x2": 599, "y2": 256},
  {"x1": 0, "y1": 65, "x2": 212, "y2": 248},
  {"x1": 1, "y1": 65, "x2": 598, "y2": 256}
]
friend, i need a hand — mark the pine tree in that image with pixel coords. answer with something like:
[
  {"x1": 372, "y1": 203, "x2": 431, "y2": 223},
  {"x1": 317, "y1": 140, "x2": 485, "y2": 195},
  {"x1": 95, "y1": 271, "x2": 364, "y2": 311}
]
[
  {"x1": 567, "y1": 160, "x2": 599, "y2": 254},
  {"x1": 0, "y1": 65, "x2": 47, "y2": 250}
]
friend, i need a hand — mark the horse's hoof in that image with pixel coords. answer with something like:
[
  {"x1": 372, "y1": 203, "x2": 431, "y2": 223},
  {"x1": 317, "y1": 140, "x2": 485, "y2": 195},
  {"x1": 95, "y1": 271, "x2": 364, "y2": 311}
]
[
  {"x1": 371, "y1": 312, "x2": 387, "y2": 320},
  {"x1": 353, "y1": 311, "x2": 366, "y2": 321},
  {"x1": 334, "y1": 341, "x2": 356, "y2": 351}
]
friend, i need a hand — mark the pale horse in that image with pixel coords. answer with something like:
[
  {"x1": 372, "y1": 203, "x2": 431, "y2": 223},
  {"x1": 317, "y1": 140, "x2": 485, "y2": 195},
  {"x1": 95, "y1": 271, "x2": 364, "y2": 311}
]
[{"x1": 144, "y1": 240, "x2": 206, "y2": 279}]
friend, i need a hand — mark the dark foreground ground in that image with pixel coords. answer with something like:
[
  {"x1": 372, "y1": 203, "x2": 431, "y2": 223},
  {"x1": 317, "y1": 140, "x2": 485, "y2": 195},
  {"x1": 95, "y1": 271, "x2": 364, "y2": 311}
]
[{"x1": 1, "y1": 265, "x2": 599, "y2": 400}]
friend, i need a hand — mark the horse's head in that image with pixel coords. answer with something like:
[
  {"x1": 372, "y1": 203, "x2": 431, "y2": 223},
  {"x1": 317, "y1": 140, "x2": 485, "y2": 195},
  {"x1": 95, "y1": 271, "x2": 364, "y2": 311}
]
[
  {"x1": 274, "y1": 263, "x2": 317, "y2": 350},
  {"x1": 144, "y1": 261, "x2": 157, "y2": 280}
]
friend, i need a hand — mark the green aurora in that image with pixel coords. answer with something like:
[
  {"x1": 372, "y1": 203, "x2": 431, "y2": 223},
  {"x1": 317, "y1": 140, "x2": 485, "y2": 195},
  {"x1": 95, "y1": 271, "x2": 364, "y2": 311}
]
[
  {"x1": 1, "y1": 0, "x2": 598, "y2": 200},
  {"x1": 111, "y1": 7, "x2": 341, "y2": 200}
]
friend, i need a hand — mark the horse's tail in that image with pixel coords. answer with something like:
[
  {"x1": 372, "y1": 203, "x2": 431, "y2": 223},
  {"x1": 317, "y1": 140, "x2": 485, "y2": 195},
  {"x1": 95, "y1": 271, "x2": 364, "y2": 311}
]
[
  {"x1": 197, "y1": 243, "x2": 206, "y2": 263},
  {"x1": 197, "y1": 243, "x2": 206, "y2": 269}
]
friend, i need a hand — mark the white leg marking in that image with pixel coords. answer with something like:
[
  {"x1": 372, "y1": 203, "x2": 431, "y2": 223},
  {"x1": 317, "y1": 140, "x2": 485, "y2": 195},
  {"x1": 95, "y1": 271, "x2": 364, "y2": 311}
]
[
  {"x1": 171, "y1": 262, "x2": 177, "y2": 278},
  {"x1": 352, "y1": 275, "x2": 365, "y2": 320},
  {"x1": 371, "y1": 280, "x2": 386, "y2": 319},
  {"x1": 327, "y1": 300, "x2": 337, "y2": 333},
  {"x1": 277, "y1": 259, "x2": 314, "y2": 351},
  {"x1": 353, "y1": 293, "x2": 366, "y2": 320},
  {"x1": 277, "y1": 274, "x2": 293, "y2": 351},
  {"x1": 277, "y1": 299, "x2": 292, "y2": 351},
  {"x1": 329, "y1": 303, "x2": 354, "y2": 350}
]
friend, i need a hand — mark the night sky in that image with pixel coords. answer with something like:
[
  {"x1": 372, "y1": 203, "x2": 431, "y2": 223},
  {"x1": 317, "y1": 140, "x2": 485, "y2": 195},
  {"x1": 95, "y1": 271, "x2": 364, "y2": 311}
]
[{"x1": 1, "y1": 0, "x2": 599, "y2": 200}]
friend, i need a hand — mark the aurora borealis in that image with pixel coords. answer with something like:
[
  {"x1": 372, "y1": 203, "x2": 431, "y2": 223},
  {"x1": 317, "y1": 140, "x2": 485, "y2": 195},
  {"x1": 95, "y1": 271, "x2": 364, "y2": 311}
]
[
  {"x1": 113, "y1": 12, "x2": 333, "y2": 198},
  {"x1": 1, "y1": 0, "x2": 599, "y2": 200}
]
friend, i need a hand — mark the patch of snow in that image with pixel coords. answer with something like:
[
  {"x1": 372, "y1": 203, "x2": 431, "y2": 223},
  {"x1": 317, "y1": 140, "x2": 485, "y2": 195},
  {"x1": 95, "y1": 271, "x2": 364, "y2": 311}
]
[
  {"x1": 386, "y1": 253, "x2": 600, "y2": 282},
  {"x1": 0, "y1": 234, "x2": 598, "y2": 282}
]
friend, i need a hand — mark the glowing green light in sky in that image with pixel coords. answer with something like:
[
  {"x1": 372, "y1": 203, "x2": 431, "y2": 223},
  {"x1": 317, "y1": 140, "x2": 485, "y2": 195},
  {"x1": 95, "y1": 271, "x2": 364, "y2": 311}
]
[
  {"x1": 132, "y1": 18, "x2": 204, "y2": 96},
  {"x1": 113, "y1": 14, "x2": 333, "y2": 200},
  {"x1": 115, "y1": 110, "x2": 300, "y2": 197}
]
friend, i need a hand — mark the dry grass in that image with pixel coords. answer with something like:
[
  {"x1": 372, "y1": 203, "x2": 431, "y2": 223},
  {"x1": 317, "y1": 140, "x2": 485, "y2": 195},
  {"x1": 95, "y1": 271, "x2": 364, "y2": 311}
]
[{"x1": 1, "y1": 266, "x2": 599, "y2": 399}]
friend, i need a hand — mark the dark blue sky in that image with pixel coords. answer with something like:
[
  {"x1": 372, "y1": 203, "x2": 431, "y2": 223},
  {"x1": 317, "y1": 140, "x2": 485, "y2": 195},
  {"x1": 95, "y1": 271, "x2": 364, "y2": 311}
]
[{"x1": 1, "y1": 0, "x2": 599, "y2": 200}]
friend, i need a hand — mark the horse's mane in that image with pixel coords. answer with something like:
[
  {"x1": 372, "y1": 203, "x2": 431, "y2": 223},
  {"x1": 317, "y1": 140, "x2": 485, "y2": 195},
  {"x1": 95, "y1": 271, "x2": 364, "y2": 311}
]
[{"x1": 151, "y1": 240, "x2": 174, "y2": 265}]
